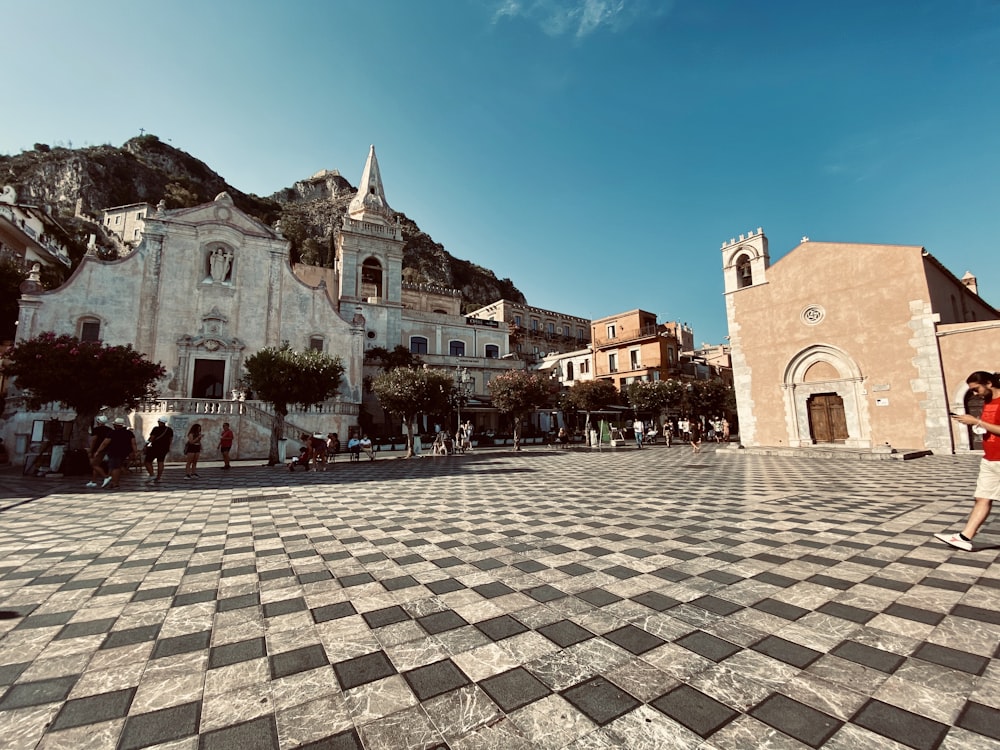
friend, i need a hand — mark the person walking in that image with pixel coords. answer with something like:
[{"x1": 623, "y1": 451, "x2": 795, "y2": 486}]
[
  {"x1": 689, "y1": 418, "x2": 702, "y2": 454},
  {"x1": 936, "y1": 370, "x2": 1000, "y2": 551},
  {"x1": 633, "y1": 418, "x2": 644, "y2": 449},
  {"x1": 87, "y1": 415, "x2": 113, "y2": 488},
  {"x1": 218, "y1": 422, "x2": 235, "y2": 470},
  {"x1": 184, "y1": 423, "x2": 203, "y2": 478},
  {"x1": 327, "y1": 433, "x2": 340, "y2": 465},
  {"x1": 96, "y1": 417, "x2": 138, "y2": 490},
  {"x1": 143, "y1": 418, "x2": 173, "y2": 485}
]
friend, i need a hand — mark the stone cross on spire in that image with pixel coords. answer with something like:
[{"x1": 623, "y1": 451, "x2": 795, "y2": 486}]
[{"x1": 347, "y1": 145, "x2": 394, "y2": 225}]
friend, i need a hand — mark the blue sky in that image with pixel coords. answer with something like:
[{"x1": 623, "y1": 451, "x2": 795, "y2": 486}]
[{"x1": 4, "y1": 0, "x2": 1000, "y2": 345}]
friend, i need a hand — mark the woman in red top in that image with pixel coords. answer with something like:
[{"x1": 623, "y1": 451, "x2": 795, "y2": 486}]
[{"x1": 937, "y1": 371, "x2": 1000, "y2": 551}]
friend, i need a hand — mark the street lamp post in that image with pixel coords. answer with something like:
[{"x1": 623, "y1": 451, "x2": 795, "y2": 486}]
[{"x1": 454, "y1": 367, "x2": 472, "y2": 437}]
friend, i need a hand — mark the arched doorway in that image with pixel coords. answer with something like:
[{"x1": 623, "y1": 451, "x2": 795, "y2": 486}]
[{"x1": 782, "y1": 345, "x2": 870, "y2": 448}]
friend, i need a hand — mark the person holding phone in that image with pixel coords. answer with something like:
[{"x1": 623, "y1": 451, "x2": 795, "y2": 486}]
[{"x1": 936, "y1": 371, "x2": 1000, "y2": 551}]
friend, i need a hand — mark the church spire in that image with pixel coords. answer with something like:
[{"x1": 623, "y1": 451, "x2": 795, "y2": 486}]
[{"x1": 348, "y1": 145, "x2": 393, "y2": 225}]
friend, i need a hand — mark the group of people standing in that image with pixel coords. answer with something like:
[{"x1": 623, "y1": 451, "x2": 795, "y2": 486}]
[
  {"x1": 86, "y1": 418, "x2": 234, "y2": 487},
  {"x1": 289, "y1": 431, "x2": 350, "y2": 470}
]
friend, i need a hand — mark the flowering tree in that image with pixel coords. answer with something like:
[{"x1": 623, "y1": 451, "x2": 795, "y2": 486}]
[
  {"x1": 488, "y1": 370, "x2": 556, "y2": 450},
  {"x1": 562, "y1": 379, "x2": 619, "y2": 444},
  {"x1": 1, "y1": 332, "x2": 166, "y2": 448},
  {"x1": 241, "y1": 344, "x2": 345, "y2": 465},
  {"x1": 371, "y1": 367, "x2": 454, "y2": 457}
]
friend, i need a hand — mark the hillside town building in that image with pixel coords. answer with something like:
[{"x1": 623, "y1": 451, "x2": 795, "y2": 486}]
[
  {"x1": 0, "y1": 185, "x2": 72, "y2": 271},
  {"x1": 590, "y1": 310, "x2": 693, "y2": 390},
  {"x1": 723, "y1": 228, "x2": 1000, "y2": 453}
]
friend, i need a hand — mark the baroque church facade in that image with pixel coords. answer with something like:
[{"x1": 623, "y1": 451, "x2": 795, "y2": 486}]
[
  {"x1": 6, "y1": 147, "x2": 514, "y2": 463},
  {"x1": 723, "y1": 229, "x2": 1000, "y2": 453}
]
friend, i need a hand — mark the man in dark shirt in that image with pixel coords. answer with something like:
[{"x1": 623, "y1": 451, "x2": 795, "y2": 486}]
[
  {"x1": 97, "y1": 418, "x2": 138, "y2": 490},
  {"x1": 144, "y1": 418, "x2": 174, "y2": 484}
]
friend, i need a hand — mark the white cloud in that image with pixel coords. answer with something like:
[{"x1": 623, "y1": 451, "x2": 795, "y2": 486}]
[{"x1": 491, "y1": 0, "x2": 667, "y2": 39}]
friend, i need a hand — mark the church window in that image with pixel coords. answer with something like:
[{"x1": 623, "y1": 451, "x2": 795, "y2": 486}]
[
  {"x1": 80, "y1": 318, "x2": 101, "y2": 342},
  {"x1": 485, "y1": 344, "x2": 499, "y2": 358},
  {"x1": 309, "y1": 336, "x2": 324, "y2": 352},
  {"x1": 449, "y1": 340, "x2": 466, "y2": 357},
  {"x1": 410, "y1": 336, "x2": 428, "y2": 354},
  {"x1": 581, "y1": 360, "x2": 589, "y2": 374}
]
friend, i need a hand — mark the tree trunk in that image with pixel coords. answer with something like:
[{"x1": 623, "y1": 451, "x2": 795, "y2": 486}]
[
  {"x1": 268, "y1": 407, "x2": 286, "y2": 466},
  {"x1": 404, "y1": 415, "x2": 414, "y2": 458},
  {"x1": 513, "y1": 417, "x2": 521, "y2": 451},
  {"x1": 72, "y1": 411, "x2": 97, "y2": 451}
]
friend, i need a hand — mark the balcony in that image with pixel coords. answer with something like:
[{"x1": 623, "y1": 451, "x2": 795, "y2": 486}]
[{"x1": 593, "y1": 324, "x2": 661, "y2": 347}]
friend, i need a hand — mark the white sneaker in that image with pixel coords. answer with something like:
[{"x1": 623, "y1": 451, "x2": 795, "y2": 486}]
[
  {"x1": 101, "y1": 477, "x2": 112, "y2": 488},
  {"x1": 85, "y1": 481, "x2": 97, "y2": 488},
  {"x1": 934, "y1": 532, "x2": 972, "y2": 551}
]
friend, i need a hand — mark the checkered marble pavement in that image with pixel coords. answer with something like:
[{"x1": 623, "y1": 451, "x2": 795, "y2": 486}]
[{"x1": 0, "y1": 445, "x2": 998, "y2": 750}]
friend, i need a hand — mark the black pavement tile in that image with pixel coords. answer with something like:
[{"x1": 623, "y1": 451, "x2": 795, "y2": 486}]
[
  {"x1": 920, "y1": 577, "x2": 971, "y2": 593},
  {"x1": 816, "y1": 602, "x2": 876, "y2": 624},
  {"x1": 690, "y1": 595, "x2": 743, "y2": 616},
  {"x1": 417, "y1": 611, "x2": 469, "y2": 635},
  {"x1": 59, "y1": 577, "x2": 105, "y2": 591},
  {"x1": 471, "y1": 558, "x2": 505, "y2": 571},
  {"x1": 472, "y1": 582, "x2": 514, "y2": 599},
  {"x1": 806, "y1": 574, "x2": 854, "y2": 591},
  {"x1": 883, "y1": 603, "x2": 944, "y2": 626},
  {"x1": 0, "y1": 675, "x2": 77, "y2": 710},
  {"x1": 260, "y1": 569, "x2": 295, "y2": 582},
  {"x1": 0, "y1": 662, "x2": 29, "y2": 688},
  {"x1": 651, "y1": 684, "x2": 740, "y2": 738},
  {"x1": 172, "y1": 589, "x2": 218, "y2": 607},
  {"x1": 357, "y1": 552, "x2": 387, "y2": 563},
  {"x1": 538, "y1": 620, "x2": 594, "y2": 648},
  {"x1": 293, "y1": 729, "x2": 364, "y2": 750},
  {"x1": 50, "y1": 687, "x2": 134, "y2": 730},
  {"x1": 556, "y1": 563, "x2": 592, "y2": 576},
  {"x1": 313, "y1": 602, "x2": 357, "y2": 624},
  {"x1": 956, "y1": 701, "x2": 1000, "y2": 741},
  {"x1": 676, "y1": 631, "x2": 742, "y2": 663},
  {"x1": 338, "y1": 573, "x2": 376, "y2": 587},
  {"x1": 576, "y1": 588, "x2": 622, "y2": 607},
  {"x1": 630, "y1": 591, "x2": 680, "y2": 612},
  {"x1": 580, "y1": 546, "x2": 613, "y2": 557},
  {"x1": 524, "y1": 585, "x2": 566, "y2": 603},
  {"x1": 479, "y1": 667, "x2": 551, "y2": 713},
  {"x1": 270, "y1": 644, "x2": 329, "y2": 679},
  {"x1": 513, "y1": 560, "x2": 548, "y2": 573},
  {"x1": 431, "y1": 556, "x2": 464, "y2": 569},
  {"x1": 651, "y1": 567, "x2": 691, "y2": 583},
  {"x1": 749, "y1": 693, "x2": 842, "y2": 748},
  {"x1": 752, "y1": 571, "x2": 798, "y2": 588},
  {"x1": 55, "y1": 617, "x2": 117, "y2": 640},
  {"x1": 393, "y1": 553, "x2": 425, "y2": 565},
  {"x1": 217, "y1": 593, "x2": 260, "y2": 612},
  {"x1": 701, "y1": 569, "x2": 743, "y2": 585},
  {"x1": 864, "y1": 576, "x2": 913, "y2": 592},
  {"x1": 752, "y1": 635, "x2": 822, "y2": 669},
  {"x1": 14, "y1": 610, "x2": 75, "y2": 630},
  {"x1": 263, "y1": 597, "x2": 307, "y2": 618},
  {"x1": 102, "y1": 624, "x2": 161, "y2": 650},
  {"x1": 853, "y1": 699, "x2": 949, "y2": 750},
  {"x1": 603, "y1": 565, "x2": 640, "y2": 580},
  {"x1": 751, "y1": 598, "x2": 809, "y2": 621},
  {"x1": 830, "y1": 641, "x2": 905, "y2": 674},
  {"x1": 221, "y1": 564, "x2": 257, "y2": 578},
  {"x1": 152, "y1": 630, "x2": 212, "y2": 659},
  {"x1": 562, "y1": 676, "x2": 639, "y2": 726},
  {"x1": 117, "y1": 701, "x2": 201, "y2": 750},
  {"x1": 381, "y1": 575, "x2": 420, "y2": 591},
  {"x1": 321, "y1": 551, "x2": 351, "y2": 562},
  {"x1": 951, "y1": 603, "x2": 1000, "y2": 625},
  {"x1": 475, "y1": 615, "x2": 529, "y2": 642},
  {"x1": 363, "y1": 606, "x2": 411, "y2": 629},
  {"x1": 543, "y1": 544, "x2": 573, "y2": 554},
  {"x1": 428, "y1": 578, "x2": 467, "y2": 595},
  {"x1": 200, "y1": 715, "x2": 279, "y2": 750},
  {"x1": 603, "y1": 625, "x2": 665, "y2": 655},
  {"x1": 333, "y1": 651, "x2": 397, "y2": 690},
  {"x1": 666, "y1": 549, "x2": 700, "y2": 561},
  {"x1": 403, "y1": 659, "x2": 470, "y2": 701},
  {"x1": 209, "y1": 637, "x2": 267, "y2": 669},
  {"x1": 912, "y1": 642, "x2": 989, "y2": 675},
  {"x1": 96, "y1": 582, "x2": 142, "y2": 597}
]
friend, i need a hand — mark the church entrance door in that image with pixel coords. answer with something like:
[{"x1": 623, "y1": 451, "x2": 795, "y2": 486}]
[
  {"x1": 807, "y1": 393, "x2": 848, "y2": 443},
  {"x1": 192, "y1": 359, "x2": 225, "y2": 399}
]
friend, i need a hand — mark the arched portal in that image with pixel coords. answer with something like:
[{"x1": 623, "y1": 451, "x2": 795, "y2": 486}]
[{"x1": 782, "y1": 345, "x2": 870, "y2": 448}]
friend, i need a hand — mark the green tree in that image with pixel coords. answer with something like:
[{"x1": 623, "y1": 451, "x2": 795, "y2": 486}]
[
  {"x1": 563, "y1": 379, "x2": 619, "y2": 444},
  {"x1": 371, "y1": 367, "x2": 454, "y2": 457},
  {"x1": 687, "y1": 379, "x2": 735, "y2": 421},
  {"x1": 488, "y1": 370, "x2": 556, "y2": 450},
  {"x1": 1, "y1": 332, "x2": 166, "y2": 448},
  {"x1": 365, "y1": 345, "x2": 421, "y2": 371},
  {"x1": 626, "y1": 381, "x2": 672, "y2": 422},
  {"x1": 241, "y1": 344, "x2": 345, "y2": 465}
]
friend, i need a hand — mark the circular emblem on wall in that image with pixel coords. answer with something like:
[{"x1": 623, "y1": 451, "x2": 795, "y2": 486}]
[
  {"x1": 214, "y1": 206, "x2": 232, "y2": 222},
  {"x1": 800, "y1": 305, "x2": 825, "y2": 326},
  {"x1": 204, "y1": 340, "x2": 220, "y2": 351}
]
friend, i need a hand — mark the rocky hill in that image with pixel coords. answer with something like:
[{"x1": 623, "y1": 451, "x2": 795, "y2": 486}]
[{"x1": 0, "y1": 136, "x2": 524, "y2": 310}]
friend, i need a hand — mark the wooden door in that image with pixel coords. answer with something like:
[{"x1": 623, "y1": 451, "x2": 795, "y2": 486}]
[{"x1": 807, "y1": 393, "x2": 848, "y2": 443}]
